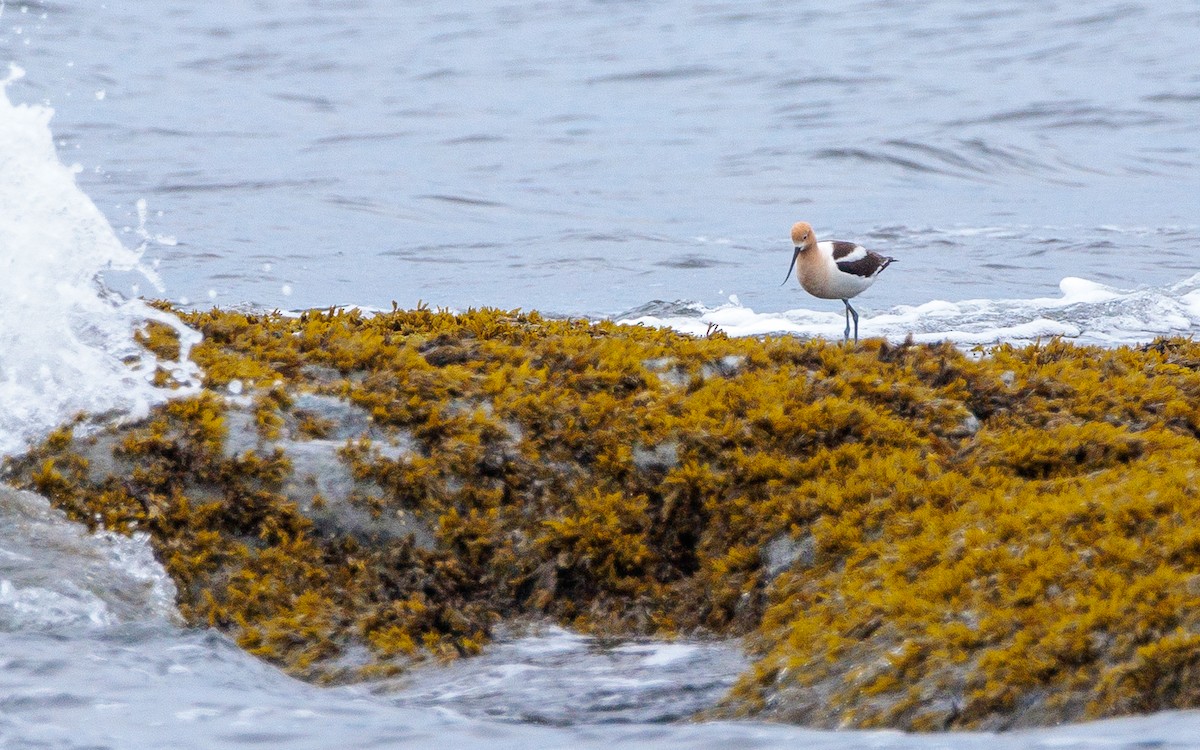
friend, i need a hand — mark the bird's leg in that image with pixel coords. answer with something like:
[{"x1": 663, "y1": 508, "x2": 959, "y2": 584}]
[{"x1": 842, "y1": 299, "x2": 859, "y2": 343}]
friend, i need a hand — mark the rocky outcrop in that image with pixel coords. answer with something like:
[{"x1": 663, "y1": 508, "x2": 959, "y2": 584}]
[{"x1": 10, "y1": 306, "x2": 1200, "y2": 729}]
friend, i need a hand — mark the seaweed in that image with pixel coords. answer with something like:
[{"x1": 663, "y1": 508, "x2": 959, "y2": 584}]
[{"x1": 10, "y1": 306, "x2": 1200, "y2": 730}]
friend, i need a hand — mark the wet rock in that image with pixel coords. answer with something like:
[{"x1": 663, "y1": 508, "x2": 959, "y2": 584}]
[
  {"x1": 279, "y1": 438, "x2": 433, "y2": 547},
  {"x1": 950, "y1": 412, "x2": 982, "y2": 438},
  {"x1": 16, "y1": 308, "x2": 1200, "y2": 732},
  {"x1": 221, "y1": 408, "x2": 262, "y2": 459},
  {"x1": 632, "y1": 441, "x2": 679, "y2": 472},
  {"x1": 643, "y1": 357, "x2": 689, "y2": 388},
  {"x1": 290, "y1": 393, "x2": 374, "y2": 440},
  {"x1": 762, "y1": 533, "x2": 815, "y2": 581},
  {"x1": 702, "y1": 355, "x2": 745, "y2": 379},
  {"x1": 298, "y1": 363, "x2": 344, "y2": 385}
]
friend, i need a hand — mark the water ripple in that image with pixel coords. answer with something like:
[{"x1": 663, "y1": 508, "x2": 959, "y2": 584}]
[
  {"x1": 154, "y1": 178, "x2": 336, "y2": 194},
  {"x1": 948, "y1": 102, "x2": 1168, "y2": 130},
  {"x1": 416, "y1": 193, "x2": 507, "y2": 208},
  {"x1": 587, "y1": 65, "x2": 722, "y2": 84}
]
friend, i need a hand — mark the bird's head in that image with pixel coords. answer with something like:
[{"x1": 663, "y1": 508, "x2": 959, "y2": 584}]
[
  {"x1": 790, "y1": 221, "x2": 814, "y2": 248},
  {"x1": 782, "y1": 221, "x2": 815, "y2": 286}
]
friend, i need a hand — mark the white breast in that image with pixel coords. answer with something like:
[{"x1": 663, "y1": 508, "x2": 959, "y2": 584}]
[{"x1": 800, "y1": 241, "x2": 878, "y2": 300}]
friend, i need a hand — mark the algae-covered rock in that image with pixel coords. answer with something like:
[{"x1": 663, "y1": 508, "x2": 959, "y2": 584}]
[{"x1": 10, "y1": 307, "x2": 1200, "y2": 730}]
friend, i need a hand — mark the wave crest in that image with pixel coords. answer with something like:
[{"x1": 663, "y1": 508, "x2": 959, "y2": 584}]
[{"x1": 0, "y1": 68, "x2": 200, "y2": 456}]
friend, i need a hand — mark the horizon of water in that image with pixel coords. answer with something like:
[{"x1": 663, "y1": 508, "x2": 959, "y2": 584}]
[{"x1": 4, "y1": 2, "x2": 1200, "y2": 748}]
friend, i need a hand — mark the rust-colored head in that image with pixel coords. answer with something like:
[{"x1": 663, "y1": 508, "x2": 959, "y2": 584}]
[
  {"x1": 790, "y1": 221, "x2": 815, "y2": 249},
  {"x1": 783, "y1": 221, "x2": 816, "y2": 286}
]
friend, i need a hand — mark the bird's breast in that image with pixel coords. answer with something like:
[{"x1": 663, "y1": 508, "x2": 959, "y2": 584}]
[{"x1": 797, "y1": 249, "x2": 838, "y2": 299}]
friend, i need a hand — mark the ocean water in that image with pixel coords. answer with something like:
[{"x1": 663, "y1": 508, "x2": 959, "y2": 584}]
[
  {"x1": 4, "y1": 1, "x2": 1200, "y2": 747},
  {"x1": 8, "y1": 0, "x2": 1200, "y2": 327}
]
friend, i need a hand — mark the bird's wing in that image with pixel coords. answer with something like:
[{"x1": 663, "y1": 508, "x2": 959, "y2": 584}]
[
  {"x1": 830, "y1": 242, "x2": 894, "y2": 278},
  {"x1": 829, "y1": 241, "x2": 865, "y2": 261}
]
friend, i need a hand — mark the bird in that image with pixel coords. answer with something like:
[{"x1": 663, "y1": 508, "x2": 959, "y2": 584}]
[{"x1": 781, "y1": 221, "x2": 896, "y2": 343}]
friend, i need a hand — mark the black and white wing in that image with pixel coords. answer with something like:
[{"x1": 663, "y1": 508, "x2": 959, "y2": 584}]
[{"x1": 830, "y1": 241, "x2": 895, "y2": 279}]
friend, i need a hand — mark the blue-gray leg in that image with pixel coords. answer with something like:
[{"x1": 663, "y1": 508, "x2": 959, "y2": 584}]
[{"x1": 842, "y1": 299, "x2": 859, "y2": 343}]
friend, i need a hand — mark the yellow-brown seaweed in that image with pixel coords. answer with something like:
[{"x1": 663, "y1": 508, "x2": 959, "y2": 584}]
[{"x1": 10, "y1": 307, "x2": 1200, "y2": 730}]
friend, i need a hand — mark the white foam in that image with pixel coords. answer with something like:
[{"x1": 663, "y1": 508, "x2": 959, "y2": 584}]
[
  {"x1": 0, "y1": 68, "x2": 200, "y2": 456},
  {"x1": 0, "y1": 577, "x2": 112, "y2": 628},
  {"x1": 621, "y1": 274, "x2": 1200, "y2": 347},
  {"x1": 617, "y1": 642, "x2": 702, "y2": 667},
  {"x1": 0, "y1": 487, "x2": 180, "y2": 631}
]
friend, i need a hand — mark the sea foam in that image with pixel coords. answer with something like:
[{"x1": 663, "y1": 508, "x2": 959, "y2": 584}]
[
  {"x1": 621, "y1": 275, "x2": 1200, "y2": 347},
  {"x1": 0, "y1": 65, "x2": 199, "y2": 457}
]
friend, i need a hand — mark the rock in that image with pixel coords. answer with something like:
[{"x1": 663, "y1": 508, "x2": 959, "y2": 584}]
[
  {"x1": 762, "y1": 533, "x2": 815, "y2": 580},
  {"x1": 290, "y1": 393, "x2": 374, "y2": 440},
  {"x1": 279, "y1": 438, "x2": 433, "y2": 547},
  {"x1": 632, "y1": 442, "x2": 679, "y2": 472},
  {"x1": 953, "y1": 413, "x2": 982, "y2": 437},
  {"x1": 702, "y1": 355, "x2": 745, "y2": 379}
]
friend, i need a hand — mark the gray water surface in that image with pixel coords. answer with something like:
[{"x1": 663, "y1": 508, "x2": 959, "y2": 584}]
[{"x1": 6, "y1": 0, "x2": 1199, "y2": 315}]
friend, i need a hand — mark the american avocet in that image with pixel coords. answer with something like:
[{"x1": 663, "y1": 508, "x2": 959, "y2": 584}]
[{"x1": 781, "y1": 221, "x2": 896, "y2": 343}]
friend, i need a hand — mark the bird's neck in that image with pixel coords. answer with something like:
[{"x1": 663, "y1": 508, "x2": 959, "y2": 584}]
[{"x1": 798, "y1": 242, "x2": 825, "y2": 287}]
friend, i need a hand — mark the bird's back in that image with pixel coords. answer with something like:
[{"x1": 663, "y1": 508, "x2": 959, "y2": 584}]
[{"x1": 802, "y1": 240, "x2": 893, "y2": 299}]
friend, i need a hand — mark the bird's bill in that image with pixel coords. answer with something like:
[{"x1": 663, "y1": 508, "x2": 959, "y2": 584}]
[{"x1": 781, "y1": 246, "x2": 801, "y2": 286}]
